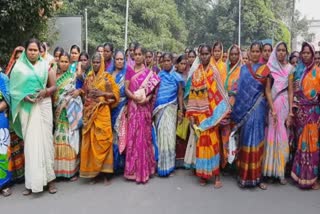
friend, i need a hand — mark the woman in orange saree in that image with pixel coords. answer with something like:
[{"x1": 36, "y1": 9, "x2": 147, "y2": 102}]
[
  {"x1": 80, "y1": 53, "x2": 120, "y2": 184},
  {"x1": 219, "y1": 45, "x2": 242, "y2": 169},
  {"x1": 186, "y1": 45, "x2": 230, "y2": 188},
  {"x1": 291, "y1": 42, "x2": 320, "y2": 190}
]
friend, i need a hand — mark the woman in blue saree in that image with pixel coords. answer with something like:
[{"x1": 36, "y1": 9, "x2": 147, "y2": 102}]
[
  {"x1": 153, "y1": 53, "x2": 184, "y2": 176},
  {"x1": 231, "y1": 42, "x2": 269, "y2": 190},
  {"x1": 0, "y1": 72, "x2": 11, "y2": 196},
  {"x1": 108, "y1": 51, "x2": 127, "y2": 173}
]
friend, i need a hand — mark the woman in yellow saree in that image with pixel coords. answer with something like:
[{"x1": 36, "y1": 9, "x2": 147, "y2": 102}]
[
  {"x1": 80, "y1": 53, "x2": 120, "y2": 184},
  {"x1": 210, "y1": 42, "x2": 227, "y2": 83}
]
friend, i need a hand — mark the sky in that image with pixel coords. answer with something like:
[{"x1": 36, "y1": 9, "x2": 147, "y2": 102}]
[{"x1": 296, "y1": 0, "x2": 320, "y2": 20}]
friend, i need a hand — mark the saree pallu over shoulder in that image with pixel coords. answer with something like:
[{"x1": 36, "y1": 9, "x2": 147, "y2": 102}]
[
  {"x1": 231, "y1": 63, "x2": 268, "y2": 187},
  {"x1": 10, "y1": 51, "x2": 48, "y2": 138},
  {"x1": 154, "y1": 69, "x2": 184, "y2": 114},
  {"x1": 186, "y1": 64, "x2": 230, "y2": 131}
]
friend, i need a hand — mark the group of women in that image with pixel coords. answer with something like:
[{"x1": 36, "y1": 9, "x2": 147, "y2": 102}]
[{"x1": 0, "y1": 38, "x2": 319, "y2": 197}]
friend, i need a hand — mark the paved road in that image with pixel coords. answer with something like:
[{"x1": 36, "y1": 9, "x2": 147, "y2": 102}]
[{"x1": 1, "y1": 170, "x2": 319, "y2": 214}]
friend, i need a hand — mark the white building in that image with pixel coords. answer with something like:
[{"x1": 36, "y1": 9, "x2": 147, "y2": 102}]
[{"x1": 294, "y1": 19, "x2": 320, "y2": 51}]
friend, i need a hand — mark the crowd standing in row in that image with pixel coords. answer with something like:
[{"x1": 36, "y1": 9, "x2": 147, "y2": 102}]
[{"x1": 0, "y1": 38, "x2": 319, "y2": 197}]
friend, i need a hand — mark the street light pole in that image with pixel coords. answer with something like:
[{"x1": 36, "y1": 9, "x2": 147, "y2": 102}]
[
  {"x1": 85, "y1": 8, "x2": 88, "y2": 52},
  {"x1": 238, "y1": 0, "x2": 241, "y2": 48},
  {"x1": 124, "y1": 0, "x2": 129, "y2": 51}
]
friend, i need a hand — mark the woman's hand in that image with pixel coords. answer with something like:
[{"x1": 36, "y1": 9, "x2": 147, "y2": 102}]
[
  {"x1": 36, "y1": 89, "x2": 47, "y2": 100},
  {"x1": 177, "y1": 110, "x2": 183, "y2": 124},
  {"x1": 88, "y1": 89, "x2": 104, "y2": 99},
  {"x1": 271, "y1": 111, "x2": 278, "y2": 125},
  {"x1": 105, "y1": 78, "x2": 112, "y2": 93},
  {"x1": 285, "y1": 113, "x2": 294, "y2": 128},
  {"x1": 69, "y1": 89, "x2": 81, "y2": 98},
  {"x1": 24, "y1": 95, "x2": 36, "y2": 103}
]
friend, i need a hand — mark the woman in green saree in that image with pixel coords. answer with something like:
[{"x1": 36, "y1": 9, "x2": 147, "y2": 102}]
[{"x1": 10, "y1": 38, "x2": 57, "y2": 195}]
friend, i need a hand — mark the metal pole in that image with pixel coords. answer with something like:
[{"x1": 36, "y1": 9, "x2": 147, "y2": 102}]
[
  {"x1": 238, "y1": 0, "x2": 241, "y2": 48},
  {"x1": 124, "y1": 0, "x2": 129, "y2": 51},
  {"x1": 85, "y1": 8, "x2": 88, "y2": 52}
]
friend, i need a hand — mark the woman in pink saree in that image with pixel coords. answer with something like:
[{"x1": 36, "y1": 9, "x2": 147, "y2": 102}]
[
  {"x1": 263, "y1": 42, "x2": 294, "y2": 184},
  {"x1": 124, "y1": 44, "x2": 160, "y2": 183}
]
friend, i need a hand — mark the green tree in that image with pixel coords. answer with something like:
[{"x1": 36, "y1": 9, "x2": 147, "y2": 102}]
[
  {"x1": 59, "y1": 0, "x2": 187, "y2": 54},
  {"x1": 0, "y1": 0, "x2": 59, "y2": 65}
]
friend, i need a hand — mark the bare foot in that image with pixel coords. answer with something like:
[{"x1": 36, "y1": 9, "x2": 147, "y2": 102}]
[
  {"x1": 90, "y1": 178, "x2": 97, "y2": 185},
  {"x1": 279, "y1": 178, "x2": 288, "y2": 185},
  {"x1": 199, "y1": 178, "x2": 207, "y2": 186},
  {"x1": 169, "y1": 172, "x2": 175, "y2": 177},
  {"x1": 312, "y1": 182, "x2": 320, "y2": 190},
  {"x1": 69, "y1": 176, "x2": 78, "y2": 182},
  {"x1": 104, "y1": 177, "x2": 111, "y2": 186}
]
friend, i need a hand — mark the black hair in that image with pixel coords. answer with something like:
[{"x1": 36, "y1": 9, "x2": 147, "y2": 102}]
[
  {"x1": 250, "y1": 42, "x2": 262, "y2": 51},
  {"x1": 289, "y1": 54, "x2": 298, "y2": 63},
  {"x1": 263, "y1": 43, "x2": 273, "y2": 51},
  {"x1": 129, "y1": 42, "x2": 137, "y2": 49},
  {"x1": 79, "y1": 51, "x2": 89, "y2": 60},
  {"x1": 276, "y1": 42, "x2": 288, "y2": 54},
  {"x1": 212, "y1": 41, "x2": 223, "y2": 51},
  {"x1": 40, "y1": 42, "x2": 47, "y2": 52},
  {"x1": 134, "y1": 44, "x2": 147, "y2": 55},
  {"x1": 315, "y1": 51, "x2": 320, "y2": 55},
  {"x1": 96, "y1": 45, "x2": 104, "y2": 51},
  {"x1": 176, "y1": 55, "x2": 186, "y2": 64},
  {"x1": 229, "y1": 45, "x2": 239, "y2": 53},
  {"x1": 300, "y1": 42, "x2": 314, "y2": 56},
  {"x1": 25, "y1": 38, "x2": 41, "y2": 50},
  {"x1": 53, "y1": 46, "x2": 64, "y2": 56},
  {"x1": 146, "y1": 50, "x2": 154, "y2": 56},
  {"x1": 70, "y1": 44, "x2": 80, "y2": 53},
  {"x1": 162, "y1": 52, "x2": 173, "y2": 61},
  {"x1": 188, "y1": 50, "x2": 197, "y2": 57},
  {"x1": 200, "y1": 44, "x2": 212, "y2": 53},
  {"x1": 156, "y1": 51, "x2": 162, "y2": 55},
  {"x1": 184, "y1": 48, "x2": 190, "y2": 52},
  {"x1": 59, "y1": 51, "x2": 71, "y2": 60},
  {"x1": 92, "y1": 52, "x2": 102, "y2": 61},
  {"x1": 103, "y1": 42, "x2": 114, "y2": 52}
]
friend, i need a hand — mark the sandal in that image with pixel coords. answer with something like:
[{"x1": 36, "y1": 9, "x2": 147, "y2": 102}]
[
  {"x1": 1, "y1": 188, "x2": 12, "y2": 197},
  {"x1": 258, "y1": 183, "x2": 268, "y2": 190},
  {"x1": 213, "y1": 180, "x2": 223, "y2": 189},
  {"x1": 22, "y1": 189, "x2": 32, "y2": 196},
  {"x1": 48, "y1": 183, "x2": 57, "y2": 194}
]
